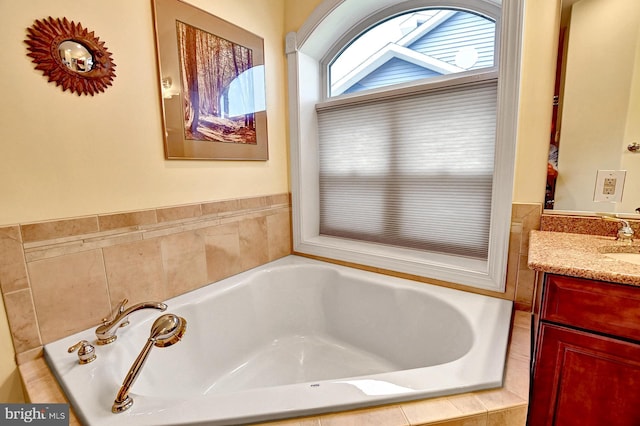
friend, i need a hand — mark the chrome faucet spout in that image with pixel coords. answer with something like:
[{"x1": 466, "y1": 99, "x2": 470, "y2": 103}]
[
  {"x1": 95, "y1": 299, "x2": 167, "y2": 345},
  {"x1": 599, "y1": 213, "x2": 634, "y2": 243}
]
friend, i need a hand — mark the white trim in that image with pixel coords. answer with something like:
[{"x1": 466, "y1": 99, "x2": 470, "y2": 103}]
[
  {"x1": 321, "y1": 70, "x2": 497, "y2": 109},
  {"x1": 395, "y1": 9, "x2": 457, "y2": 46},
  {"x1": 296, "y1": 0, "x2": 502, "y2": 61},
  {"x1": 286, "y1": 0, "x2": 523, "y2": 292},
  {"x1": 331, "y1": 43, "x2": 466, "y2": 96}
]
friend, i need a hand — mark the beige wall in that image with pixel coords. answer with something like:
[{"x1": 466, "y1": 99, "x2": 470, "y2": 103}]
[
  {"x1": 0, "y1": 0, "x2": 558, "y2": 404},
  {"x1": 513, "y1": 0, "x2": 560, "y2": 204},
  {"x1": 0, "y1": 0, "x2": 288, "y2": 226},
  {"x1": 283, "y1": 0, "x2": 320, "y2": 34},
  {"x1": 0, "y1": 0, "x2": 287, "y2": 403}
]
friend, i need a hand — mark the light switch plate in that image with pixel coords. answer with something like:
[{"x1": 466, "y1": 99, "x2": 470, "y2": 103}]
[{"x1": 593, "y1": 170, "x2": 626, "y2": 202}]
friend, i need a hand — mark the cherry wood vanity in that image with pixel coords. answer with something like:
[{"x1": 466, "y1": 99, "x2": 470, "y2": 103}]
[{"x1": 527, "y1": 231, "x2": 640, "y2": 425}]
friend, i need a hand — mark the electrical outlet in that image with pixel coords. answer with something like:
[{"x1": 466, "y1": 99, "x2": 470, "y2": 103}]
[
  {"x1": 603, "y1": 178, "x2": 617, "y2": 195},
  {"x1": 594, "y1": 170, "x2": 626, "y2": 202}
]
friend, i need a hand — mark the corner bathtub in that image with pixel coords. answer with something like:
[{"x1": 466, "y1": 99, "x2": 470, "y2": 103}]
[{"x1": 45, "y1": 255, "x2": 513, "y2": 426}]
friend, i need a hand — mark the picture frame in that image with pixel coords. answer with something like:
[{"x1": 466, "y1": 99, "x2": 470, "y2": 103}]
[{"x1": 152, "y1": 0, "x2": 268, "y2": 160}]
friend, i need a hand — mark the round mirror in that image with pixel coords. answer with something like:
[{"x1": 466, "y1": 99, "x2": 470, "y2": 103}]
[
  {"x1": 25, "y1": 17, "x2": 116, "y2": 96},
  {"x1": 58, "y1": 40, "x2": 94, "y2": 73}
]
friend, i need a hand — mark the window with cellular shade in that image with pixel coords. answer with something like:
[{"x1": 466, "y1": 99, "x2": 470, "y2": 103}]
[
  {"x1": 317, "y1": 80, "x2": 497, "y2": 260},
  {"x1": 286, "y1": 0, "x2": 525, "y2": 292}
]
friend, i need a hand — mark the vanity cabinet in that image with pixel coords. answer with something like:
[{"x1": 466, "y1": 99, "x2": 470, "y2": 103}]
[{"x1": 528, "y1": 274, "x2": 640, "y2": 426}]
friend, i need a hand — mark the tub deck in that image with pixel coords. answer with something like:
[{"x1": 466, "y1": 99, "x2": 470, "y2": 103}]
[{"x1": 19, "y1": 310, "x2": 530, "y2": 426}]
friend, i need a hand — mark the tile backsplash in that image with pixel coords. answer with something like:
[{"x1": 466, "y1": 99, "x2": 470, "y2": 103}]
[
  {"x1": 0, "y1": 194, "x2": 291, "y2": 362},
  {"x1": 541, "y1": 213, "x2": 640, "y2": 236},
  {"x1": 0, "y1": 197, "x2": 541, "y2": 363}
]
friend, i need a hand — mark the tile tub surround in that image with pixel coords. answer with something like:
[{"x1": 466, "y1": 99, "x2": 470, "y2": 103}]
[
  {"x1": 1, "y1": 200, "x2": 540, "y2": 363},
  {"x1": 0, "y1": 194, "x2": 292, "y2": 361},
  {"x1": 509, "y1": 203, "x2": 542, "y2": 311},
  {"x1": 528, "y1": 230, "x2": 640, "y2": 286},
  {"x1": 19, "y1": 311, "x2": 530, "y2": 426}
]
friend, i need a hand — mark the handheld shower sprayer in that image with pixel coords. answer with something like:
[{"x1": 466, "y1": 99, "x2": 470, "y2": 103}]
[{"x1": 112, "y1": 313, "x2": 187, "y2": 413}]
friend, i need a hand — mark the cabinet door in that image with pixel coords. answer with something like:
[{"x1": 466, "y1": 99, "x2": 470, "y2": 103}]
[
  {"x1": 529, "y1": 323, "x2": 640, "y2": 426},
  {"x1": 541, "y1": 274, "x2": 640, "y2": 341}
]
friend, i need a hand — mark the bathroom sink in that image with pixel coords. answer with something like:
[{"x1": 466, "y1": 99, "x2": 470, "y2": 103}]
[
  {"x1": 598, "y1": 245, "x2": 640, "y2": 266},
  {"x1": 602, "y1": 252, "x2": 640, "y2": 265}
]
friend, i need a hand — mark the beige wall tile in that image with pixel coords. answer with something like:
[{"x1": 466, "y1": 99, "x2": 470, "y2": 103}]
[
  {"x1": 446, "y1": 394, "x2": 487, "y2": 417},
  {"x1": 19, "y1": 358, "x2": 82, "y2": 425},
  {"x1": 258, "y1": 418, "x2": 321, "y2": 426},
  {"x1": 428, "y1": 414, "x2": 487, "y2": 426},
  {"x1": 239, "y1": 217, "x2": 269, "y2": 270},
  {"x1": 103, "y1": 238, "x2": 167, "y2": 306},
  {"x1": 519, "y1": 208, "x2": 541, "y2": 253},
  {"x1": 267, "y1": 210, "x2": 292, "y2": 261},
  {"x1": 508, "y1": 316, "x2": 531, "y2": 362},
  {"x1": 268, "y1": 193, "x2": 290, "y2": 206},
  {"x1": 504, "y1": 223, "x2": 522, "y2": 300},
  {"x1": 16, "y1": 347, "x2": 43, "y2": 365},
  {"x1": 486, "y1": 406, "x2": 527, "y2": 426},
  {"x1": 474, "y1": 387, "x2": 527, "y2": 412},
  {"x1": 27, "y1": 250, "x2": 111, "y2": 344},
  {"x1": 239, "y1": 196, "x2": 269, "y2": 211},
  {"x1": 402, "y1": 397, "x2": 469, "y2": 424},
  {"x1": 98, "y1": 210, "x2": 157, "y2": 232},
  {"x1": 2, "y1": 193, "x2": 292, "y2": 361},
  {"x1": 2, "y1": 289, "x2": 41, "y2": 354},
  {"x1": 514, "y1": 254, "x2": 536, "y2": 310},
  {"x1": 21, "y1": 217, "x2": 99, "y2": 243},
  {"x1": 320, "y1": 406, "x2": 409, "y2": 426},
  {"x1": 511, "y1": 204, "x2": 539, "y2": 221},
  {"x1": 200, "y1": 223, "x2": 243, "y2": 283},
  {"x1": 0, "y1": 226, "x2": 29, "y2": 293},
  {"x1": 157, "y1": 204, "x2": 202, "y2": 223},
  {"x1": 502, "y1": 356, "x2": 530, "y2": 401},
  {"x1": 258, "y1": 417, "x2": 320, "y2": 426},
  {"x1": 201, "y1": 199, "x2": 240, "y2": 215},
  {"x1": 509, "y1": 203, "x2": 541, "y2": 311},
  {"x1": 160, "y1": 231, "x2": 208, "y2": 298}
]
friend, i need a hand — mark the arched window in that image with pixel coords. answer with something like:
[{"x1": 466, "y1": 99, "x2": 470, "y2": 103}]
[
  {"x1": 286, "y1": 0, "x2": 524, "y2": 292},
  {"x1": 329, "y1": 8, "x2": 497, "y2": 96}
]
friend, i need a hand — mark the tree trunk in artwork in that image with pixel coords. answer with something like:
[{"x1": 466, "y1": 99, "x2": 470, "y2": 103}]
[
  {"x1": 177, "y1": 21, "x2": 258, "y2": 144},
  {"x1": 241, "y1": 48, "x2": 255, "y2": 130},
  {"x1": 181, "y1": 23, "x2": 200, "y2": 136}
]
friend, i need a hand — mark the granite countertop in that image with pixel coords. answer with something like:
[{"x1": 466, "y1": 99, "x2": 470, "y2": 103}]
[{"x1": 528, "y1": 230, "x2": 640, "y2": 286}]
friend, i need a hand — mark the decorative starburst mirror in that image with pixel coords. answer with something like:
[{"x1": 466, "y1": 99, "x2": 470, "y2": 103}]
[{"x1": 25, "y1": 17, "x2": 116, "y2": 96}]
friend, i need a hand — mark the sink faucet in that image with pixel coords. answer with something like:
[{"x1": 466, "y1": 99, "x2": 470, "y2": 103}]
[
  {"x1": 600, "y1": 214, "x2": 634, "y2": 244},
  {"x1": 95, "y1": 299, "x2": 167, "y2": 345}
]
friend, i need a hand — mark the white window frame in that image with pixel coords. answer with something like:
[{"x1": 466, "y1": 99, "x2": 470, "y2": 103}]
[{"x1": 286, "y1": 0, "x2": 524, "y2": 292}]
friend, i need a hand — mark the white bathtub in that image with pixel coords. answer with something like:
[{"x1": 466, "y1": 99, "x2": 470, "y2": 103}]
[{"x1": 45, "y1": 255, "x2": 513, "y2": 426}]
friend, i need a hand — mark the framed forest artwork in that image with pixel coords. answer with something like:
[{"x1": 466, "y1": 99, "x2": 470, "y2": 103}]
[{"x1": 152, "y1": 0, "x2": 268, "y2": 160}]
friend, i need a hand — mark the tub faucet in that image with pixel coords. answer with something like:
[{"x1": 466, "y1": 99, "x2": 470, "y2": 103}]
[
  {"x1": 95, "y1": 299, "x2": 167, "y2": 345},
  {"x1": 112, "y1": 313, "x2": 186, "y2": 413},
  {"x1": 600, "y1": 214, "x2": 634, "y2": 243}
]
